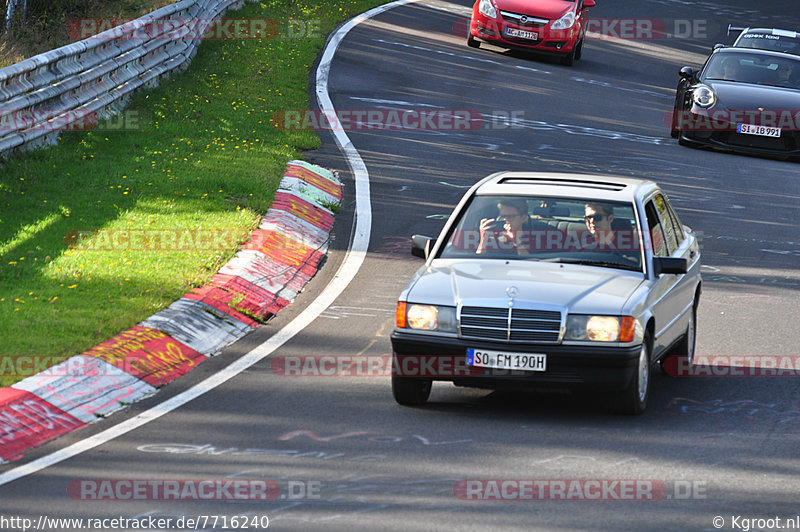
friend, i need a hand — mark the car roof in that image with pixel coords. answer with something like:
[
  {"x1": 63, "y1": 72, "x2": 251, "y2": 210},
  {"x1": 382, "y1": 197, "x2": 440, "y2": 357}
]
[
  {"x1": 473, "y1": 171, "x2": 658, "y2": 203},
  {"x1": 738, "y1": 28, "x2": 798, "y2": 38},
  {"x1": 731, "y1": 27, "x2": 800, "y2": 56},
  {"x1": 712, "y1": 46, "x2": 800, "y2": 62}
]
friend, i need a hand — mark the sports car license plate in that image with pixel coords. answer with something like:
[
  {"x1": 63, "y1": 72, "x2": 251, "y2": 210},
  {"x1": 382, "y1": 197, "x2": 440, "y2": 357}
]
[
  {"x1": 467, "y1": 348, "x2": 546, "y2": 371},
  {"x1": 736, "y1": 123, "x2": 781, "y2": 137},
  {"x1": 504, "y1": 27, "x2": 538, "y2": 40}
]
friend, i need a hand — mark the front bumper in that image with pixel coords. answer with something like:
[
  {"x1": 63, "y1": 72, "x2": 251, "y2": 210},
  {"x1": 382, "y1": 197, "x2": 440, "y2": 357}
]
[
  {"x1": 470, "y1": 12, "x2": 579, "y2": 54},
  {"x1": 678, "y1": 110, "x2": 800, "y2": 158},
  {"x1": 391, "y1": 331, "x2": 641, "y2": 393}
]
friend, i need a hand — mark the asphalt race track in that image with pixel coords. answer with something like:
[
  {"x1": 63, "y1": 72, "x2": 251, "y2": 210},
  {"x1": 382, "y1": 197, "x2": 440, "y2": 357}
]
[{"x1": 2, "y1": 0, "x2": 800, "y2": 530}]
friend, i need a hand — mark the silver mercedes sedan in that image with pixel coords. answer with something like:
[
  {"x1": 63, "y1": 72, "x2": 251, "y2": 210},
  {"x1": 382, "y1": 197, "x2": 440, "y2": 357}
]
[{"x1": 391, "y1": 172, "x2": 701, "y2": 414}]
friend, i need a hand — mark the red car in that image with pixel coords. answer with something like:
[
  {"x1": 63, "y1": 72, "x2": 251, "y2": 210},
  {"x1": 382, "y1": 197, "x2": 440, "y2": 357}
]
[{"x1": 468, "y1": 0, "x2": 596, "y2": 66}]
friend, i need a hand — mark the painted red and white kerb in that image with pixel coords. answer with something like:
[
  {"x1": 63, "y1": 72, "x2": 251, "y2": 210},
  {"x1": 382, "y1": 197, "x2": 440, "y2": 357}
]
[{"x1": 0, "y1": 161, "x2": 341, "y2": 463}]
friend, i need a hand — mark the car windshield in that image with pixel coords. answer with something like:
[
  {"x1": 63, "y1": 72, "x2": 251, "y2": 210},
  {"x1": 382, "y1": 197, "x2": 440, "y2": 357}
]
[
  {"x1": 438, "y1": 195, "x2": 644, "y2": 271},
  {"x1": 703, "y1": 51, "x2": 800, "y2": 88},
  {"x1": 735, "y1": 31, "x2": 800, "y2": 56}
]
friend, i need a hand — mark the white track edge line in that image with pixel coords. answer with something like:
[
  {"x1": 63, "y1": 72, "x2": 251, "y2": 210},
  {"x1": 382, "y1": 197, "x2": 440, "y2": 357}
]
[{"x1": 0, "y1": 0, "x2": 418, "y2": 486}]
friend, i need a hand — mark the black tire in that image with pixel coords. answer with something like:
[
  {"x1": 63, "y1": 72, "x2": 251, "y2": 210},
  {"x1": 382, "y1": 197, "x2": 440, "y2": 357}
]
[
  {"x1": 392, "y1": 376, "x2": 432, "y2": 406},
  {"x1": 660, "y1": 304, "x2": 696, "y2": 375},
  {"x1": 467, "y1": 23, "x2": 480, "y2": 48},
  {"x1": 614, "y1": 333, "x2": 652, "y2": 415},
  {"x1": 574, "y1": 39, "x2": 584, "y2": 60},
  {"x1": 670, "y1": 112, "x2": 680, "y2": 138},
  {"x1": 676, "y1": 305, "x2": 696, "y2": 364},
  {"x1": 560, "y1": 46, "x2": 576, "y2": 66}
]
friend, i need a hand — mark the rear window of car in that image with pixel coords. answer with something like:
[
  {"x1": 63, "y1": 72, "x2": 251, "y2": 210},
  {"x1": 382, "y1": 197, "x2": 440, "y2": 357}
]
[{"x1": 438, "y1": 195, "x2": 643, "y2": 270}]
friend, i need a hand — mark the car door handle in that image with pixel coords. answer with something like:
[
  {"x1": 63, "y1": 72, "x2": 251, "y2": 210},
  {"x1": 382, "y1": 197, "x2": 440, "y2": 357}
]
[{"x1": 689, "y1": 250, "x2": 696, "y2": 259}]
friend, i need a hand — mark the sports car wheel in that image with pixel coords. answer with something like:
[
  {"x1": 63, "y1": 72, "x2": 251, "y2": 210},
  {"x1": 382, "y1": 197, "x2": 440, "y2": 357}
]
[
  {"x1": 392, "y1": 376, "x2": 432, "y2": 406},
  {"x1": 615, "y1": 333, "x2": 651, "y2": 415}
]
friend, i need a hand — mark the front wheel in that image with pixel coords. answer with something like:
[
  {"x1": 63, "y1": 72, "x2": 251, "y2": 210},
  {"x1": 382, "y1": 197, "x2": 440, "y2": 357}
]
[
  {"x1": 670, "y1": 110, "x2": 680, "y2": 138},
  {"x1": 574, "y1": 38, "x2": 584, "y2": 60},
  {"x1": 660, "y1": 305, "x2": 696, "y2": 375},
  {"x1": 560, "y1": 45, "x2": 576, "y2": 66},
  {"x1": 467, "y1": 24, "x2": 480, "y2": 48},
  {"x1": 392, "y1": 376, "x2": 432, "y2": 406},
  {"x1": 614, "y1": 333, "x2": 652, "y2": 415}
]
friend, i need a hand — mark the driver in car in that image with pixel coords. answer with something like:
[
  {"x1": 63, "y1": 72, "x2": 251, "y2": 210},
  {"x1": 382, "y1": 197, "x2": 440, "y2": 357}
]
[
  {"x1": 476, "y1": 198, "x2": 551, "y2": 255},
  {"x1": 771, "y1": 61, "x2": 800, "y2": 88}
]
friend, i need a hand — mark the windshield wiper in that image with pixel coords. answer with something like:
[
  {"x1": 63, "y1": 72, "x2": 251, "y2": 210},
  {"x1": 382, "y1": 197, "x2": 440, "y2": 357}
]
[{"x1": 542, "y1": 257, "x2": 641, "y2": 271}]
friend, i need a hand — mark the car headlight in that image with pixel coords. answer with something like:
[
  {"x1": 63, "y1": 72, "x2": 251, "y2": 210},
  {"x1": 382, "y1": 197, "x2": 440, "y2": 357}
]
[
  {"x1": 692, "y1": 85, "x2": 716, "y2": 108},
  {"x1": 565, "y1": 315, "x2": 636, "y2": 342},
  {"x1": 396, "y1": 302, "x2": 458, "y2": 333},
  {"x1": 478, "y1": 0, "x2": 497, "y2": 19},
  {"x1": 551, "y1": 11, "x2": 576, "y2": 30}
]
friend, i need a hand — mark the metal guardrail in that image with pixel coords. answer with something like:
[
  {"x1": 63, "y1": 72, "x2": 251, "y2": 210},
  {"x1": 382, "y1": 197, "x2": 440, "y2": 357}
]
[{"x1": 0, "y1": 0, "x2": 253, "y2": 159}]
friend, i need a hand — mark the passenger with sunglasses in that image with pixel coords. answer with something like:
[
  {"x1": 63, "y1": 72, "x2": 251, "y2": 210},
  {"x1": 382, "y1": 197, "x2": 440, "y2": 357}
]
[{"x1": 584, "y1": 202, "x2": 619, "y2": 250}]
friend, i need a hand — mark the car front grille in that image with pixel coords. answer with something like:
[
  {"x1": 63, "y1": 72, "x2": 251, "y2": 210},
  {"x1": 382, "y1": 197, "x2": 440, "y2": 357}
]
[
  {"x1": 460, "y1": 306, "x2": 562, "y2": 343},
  {"x1": 500, "y1": 10, "x2": 548, "y2": 27},
  {"x1": 502, "y1": 36, "x2": 545, "y2": 46}
]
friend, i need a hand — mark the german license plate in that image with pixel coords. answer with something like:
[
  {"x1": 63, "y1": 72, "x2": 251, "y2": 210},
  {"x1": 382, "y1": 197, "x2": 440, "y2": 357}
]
[
  {"x1": 737, "y1": 123, "x2": 781, "y2": 137},
  {"x1": 467, "y1": 348, "x2": 546, "y2": 371},
  {"x1": 504, "y1": 27, "x2": 538, "y2": 40}
]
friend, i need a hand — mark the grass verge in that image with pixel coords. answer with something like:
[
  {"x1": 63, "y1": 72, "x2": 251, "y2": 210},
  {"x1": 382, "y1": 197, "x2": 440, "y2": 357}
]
[{"x1": 0, "y1": 0, "x2": 387, "y2": 387}]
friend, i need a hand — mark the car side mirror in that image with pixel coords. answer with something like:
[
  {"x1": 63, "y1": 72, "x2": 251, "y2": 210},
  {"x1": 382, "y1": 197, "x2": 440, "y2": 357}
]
[
  {"x1": 679, "y1": 66, "x2": 695, "y2": 80},
  {"x1": 411, "y1": 234, "x2": 434, "y2": 259},
  {"x1": 653, "y1": 256, "x2": 688, "y2": 276},
  {"x1": 582, "y1": 0, "x2": 596, "y2": 7},
  {"x1": 712, "y1": 43, "x2": 726, "y2": 50}
]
